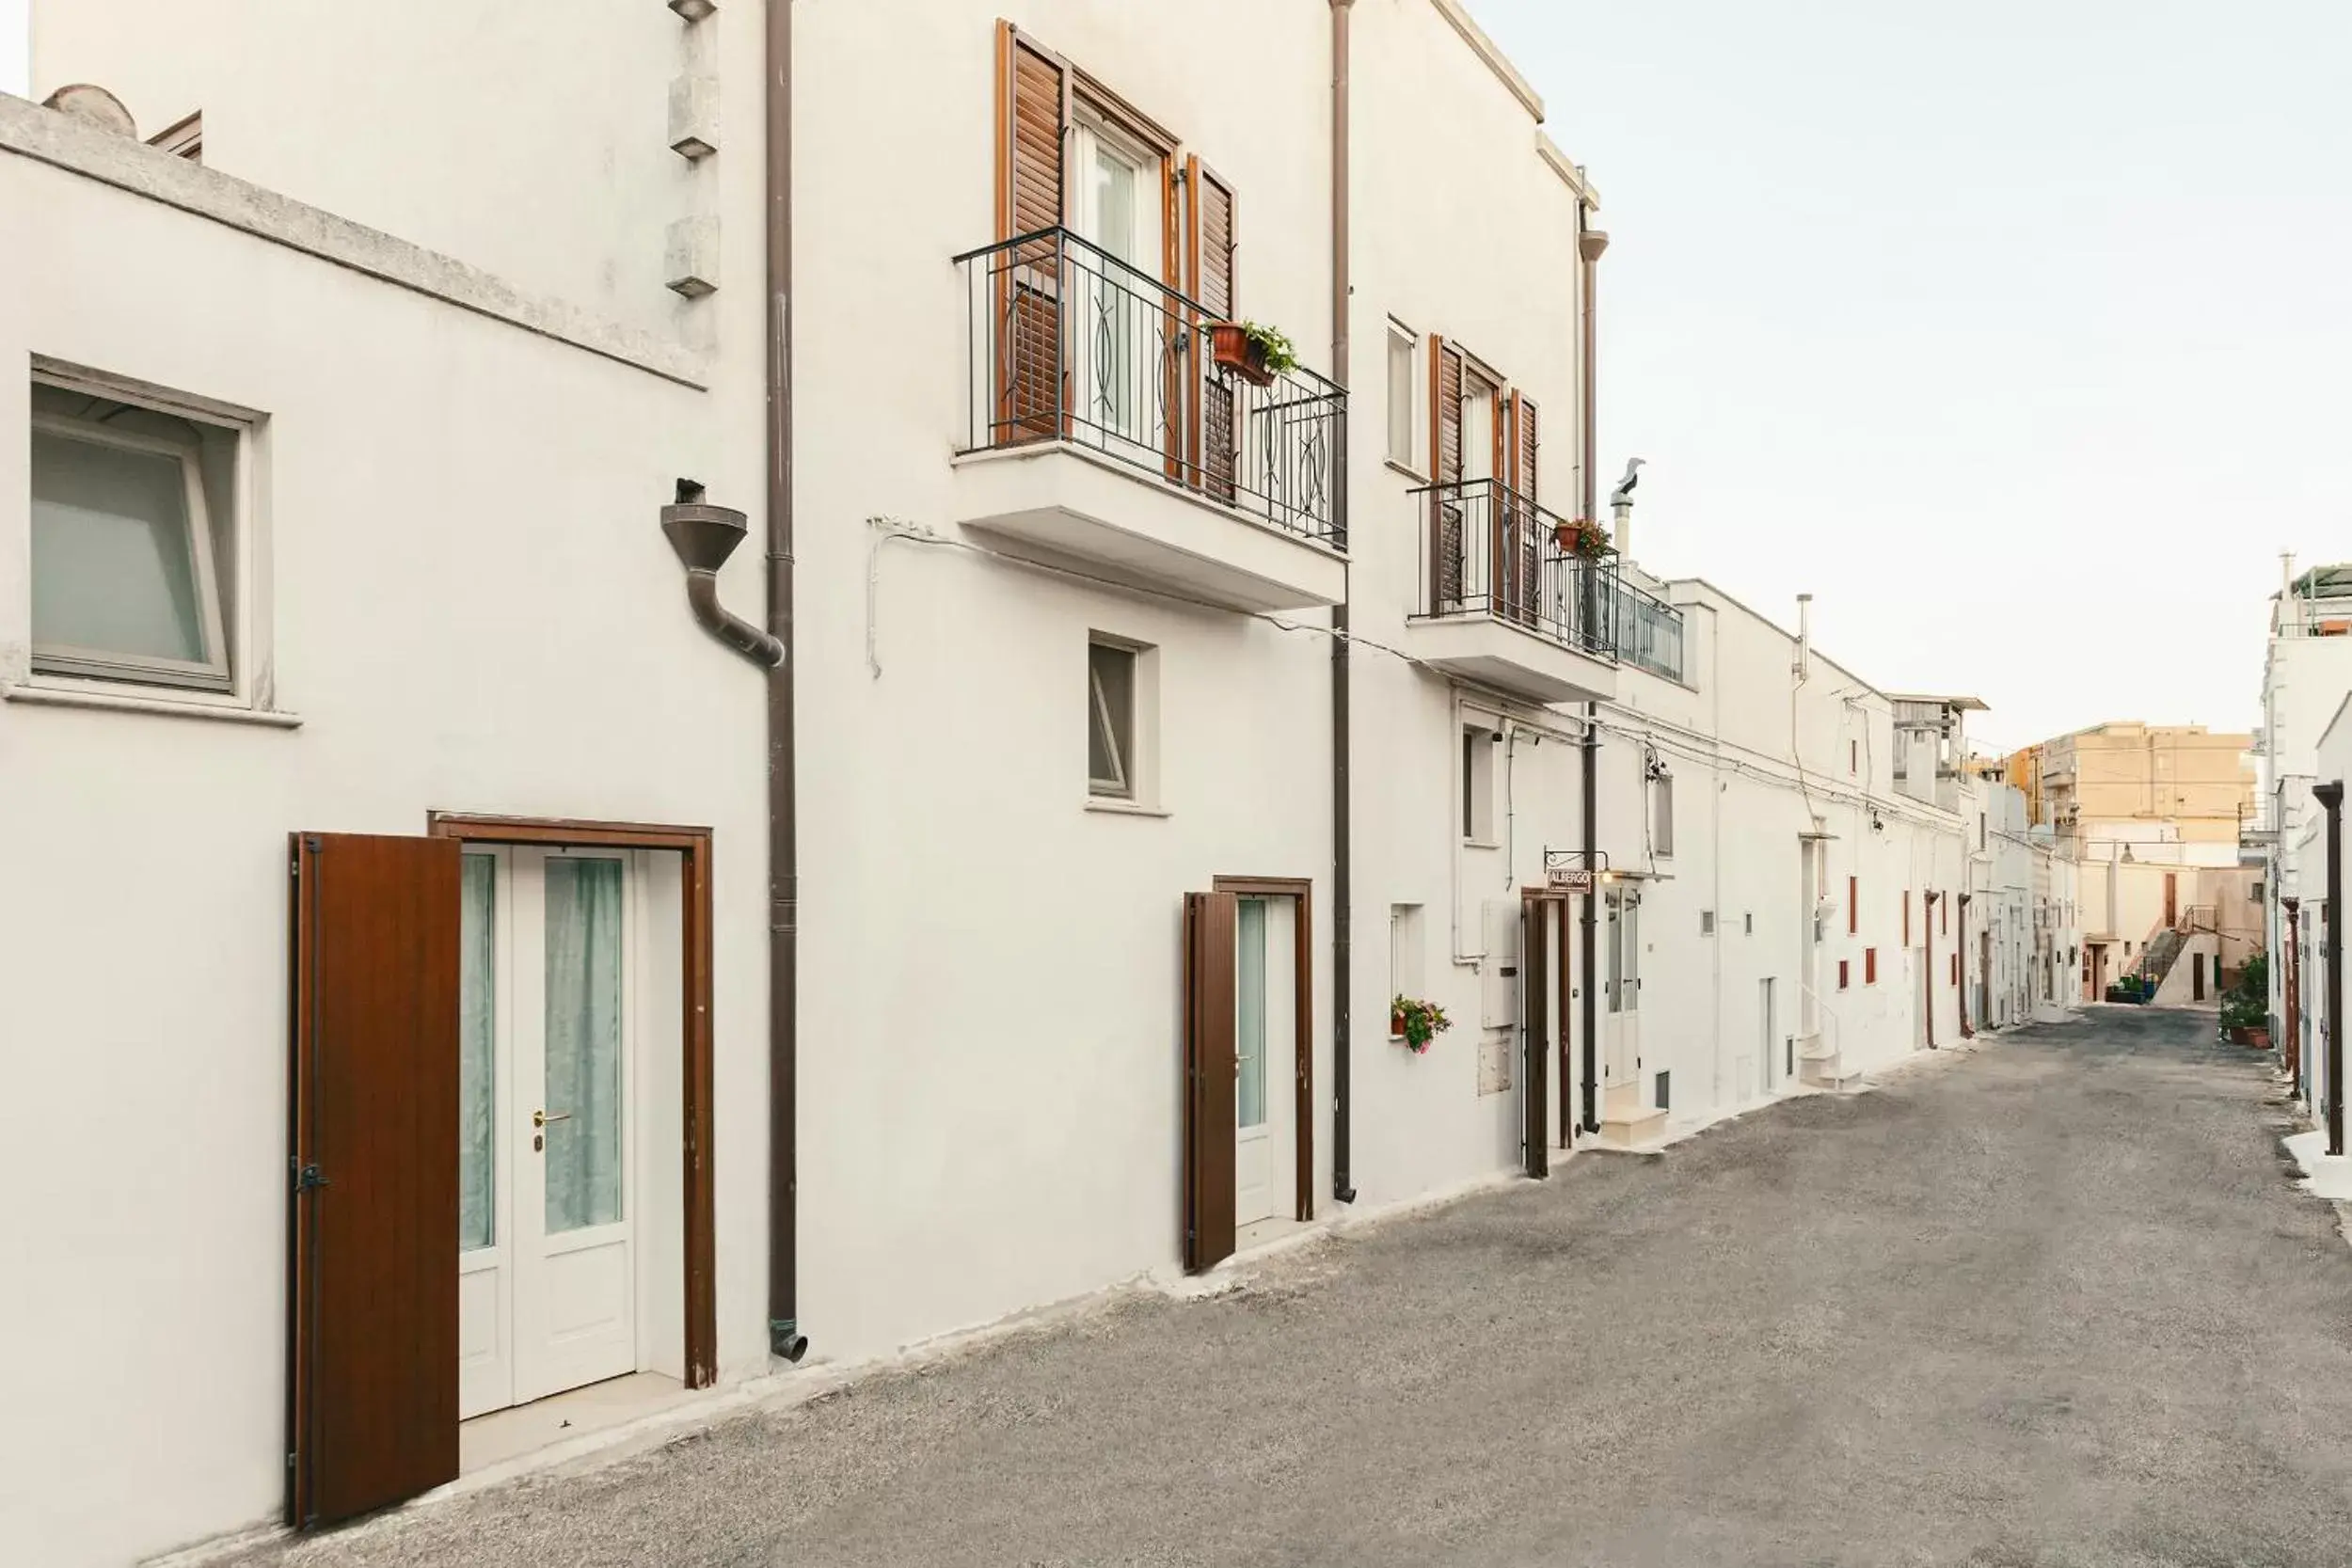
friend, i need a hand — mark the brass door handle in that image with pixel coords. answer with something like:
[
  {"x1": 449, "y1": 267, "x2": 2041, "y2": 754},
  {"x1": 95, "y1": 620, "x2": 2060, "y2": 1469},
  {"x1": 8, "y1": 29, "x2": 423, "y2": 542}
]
[{"x1": 533, "y1": 1109, "x2": 571, "y2": 1128}]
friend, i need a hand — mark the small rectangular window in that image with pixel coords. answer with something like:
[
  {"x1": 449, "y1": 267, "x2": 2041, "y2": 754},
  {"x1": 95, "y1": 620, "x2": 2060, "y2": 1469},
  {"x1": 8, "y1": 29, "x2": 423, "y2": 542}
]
[
  {"x1": 1903, "y1": 892, "x2": 1912, "y2": 946},
  {"x1": 1390, "y1": 903, "x2": 1425, "y2": 1023},
  {"x1": 1699, "y1": 910, "x2": 1715, "y2": 937},
  {"x1": 1087, "y1": 640, "x2": 1137, "y2": 799},
  {"x1": 1941, "y1": 895, "x2": 1948, "y2": 935},
  {"x1": 1849, "y1": 875, "x2": 1858, "y2": 935},
  {"x1": 1385, "y1": 323, "x2": 1418, "y2": 469},
  {"x1": 1850, "y1": 739, "x2": 1858, "y2": 776},
  {"x1": 30, "y1": 375, "x2": 242, "y2": 691},
  {"x1": 1461, "y1": 725, "x2": 1496, "y2": 843},
  {"x1": 1650, "y1": 775, "x2": 1675, "y2": 858},
  {"x1": 1866, "y1": 947, "x2": 1878, "y2": 984},
  {"x1": 1655, "y1": 1069, "x2": 1670, "y2": 1111},
  {"x1": 1838, "y1": 958, "x2": 1851, "y2": 990}
]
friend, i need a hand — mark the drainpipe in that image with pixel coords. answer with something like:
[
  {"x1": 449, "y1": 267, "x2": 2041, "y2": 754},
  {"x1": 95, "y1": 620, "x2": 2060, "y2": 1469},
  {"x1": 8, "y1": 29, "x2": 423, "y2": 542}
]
[
  {"x1": 2317, "y1": 782, "x2": 2344, "y2": 1155},
  {"x1": 1327, "y1": 0, "x2": 1357, "y2": 1204},
  {"x1": 2284, "y1": 896, "x2": 2302, "y2": 1096},
  {"x1": 1577, "y1": 206, "x2": 1608, "y2": 1134},
  {"x1": 764, "y1": 0, "x2": 808, "y2": 1364}
]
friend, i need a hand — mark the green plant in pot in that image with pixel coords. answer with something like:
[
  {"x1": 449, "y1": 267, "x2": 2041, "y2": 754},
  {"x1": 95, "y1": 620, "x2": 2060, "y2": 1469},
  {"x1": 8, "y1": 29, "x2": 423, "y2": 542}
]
[
  {"x1": 1391, "y1": 994, "x2": 1452, "y2": 1054},
  {"x1": 1210, "y1": 320, "x2": 1297, "y2": 388},
  {"x1": 1551, "y1": 517, "x2": 1617, "y2": 561}
]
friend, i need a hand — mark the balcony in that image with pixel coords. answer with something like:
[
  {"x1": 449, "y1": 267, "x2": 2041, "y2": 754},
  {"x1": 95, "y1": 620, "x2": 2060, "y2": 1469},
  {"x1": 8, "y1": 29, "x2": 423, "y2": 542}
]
[
  {"x1": 1402, "y1": 479, "x2": 1684, "y2": 704},
  {"x1": 951, "y1": 227, "x2": 1346, "y2": 614}
]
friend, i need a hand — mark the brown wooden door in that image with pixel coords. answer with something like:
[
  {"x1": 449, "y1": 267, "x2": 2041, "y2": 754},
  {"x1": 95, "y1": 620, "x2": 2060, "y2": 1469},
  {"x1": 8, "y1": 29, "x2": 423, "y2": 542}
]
[
  {"x1": 288, "y1": 832, "x2": 462, "y2": 1528},
  {"x1": 1522, "y1": 897, "x2": 1550, "y2": 1179},
  {"x1": 1182, "y1": 891, "x2": 1238, "y2": 1273}
]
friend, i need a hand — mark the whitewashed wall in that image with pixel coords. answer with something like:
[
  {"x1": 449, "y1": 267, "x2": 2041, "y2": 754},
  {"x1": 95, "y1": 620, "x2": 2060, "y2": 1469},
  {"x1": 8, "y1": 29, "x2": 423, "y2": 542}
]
[{"x1": 0, "y1": 135, "x2": 767, "y2": 1567}]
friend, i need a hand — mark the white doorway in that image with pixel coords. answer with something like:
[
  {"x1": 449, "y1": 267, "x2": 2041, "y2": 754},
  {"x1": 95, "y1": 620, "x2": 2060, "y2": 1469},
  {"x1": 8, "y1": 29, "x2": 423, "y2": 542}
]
[
  {"x1": 1603, "y1": 886, "x2": 1642, "y2": 1090},
  {"x1": 1232, "y1": 895, "x2": 1297, "y2": 1230},
  {"x1": 457, "y1": 847, "x2": 682, "y2": 1421}
]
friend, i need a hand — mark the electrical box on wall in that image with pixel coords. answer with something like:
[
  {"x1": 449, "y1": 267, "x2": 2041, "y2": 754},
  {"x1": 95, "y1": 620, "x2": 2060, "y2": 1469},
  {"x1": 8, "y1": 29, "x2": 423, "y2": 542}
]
[{"x1": 1480, "y1": 898, "x2": 1519, "y2": 1028}]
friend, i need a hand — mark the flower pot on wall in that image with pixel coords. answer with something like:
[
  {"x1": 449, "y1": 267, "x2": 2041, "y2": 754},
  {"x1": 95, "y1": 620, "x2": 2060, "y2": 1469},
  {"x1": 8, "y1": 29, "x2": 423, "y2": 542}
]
[
  {"x1": 1209, "y1": 323, "x2": 1275, "y2": 388},
  {"x1": 1391, "y1": 1006, "x2": 1406, "y2": 1039}
]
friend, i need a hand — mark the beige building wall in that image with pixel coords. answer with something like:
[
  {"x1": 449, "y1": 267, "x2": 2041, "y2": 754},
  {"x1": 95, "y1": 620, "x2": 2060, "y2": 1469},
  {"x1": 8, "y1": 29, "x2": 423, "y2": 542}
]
[{"x1": 2010, "y1": 721, "x2": 2252, "y2": 854}]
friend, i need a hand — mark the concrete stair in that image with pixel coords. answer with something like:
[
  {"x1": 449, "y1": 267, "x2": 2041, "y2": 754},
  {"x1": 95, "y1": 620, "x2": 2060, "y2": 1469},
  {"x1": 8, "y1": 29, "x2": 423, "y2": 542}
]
[
  {"x1": 1797, "y1": 1032, "x2": 1866, "y2": 1091},
  {"x1": 1596, "y1": 1082, "x2": 1668, "y2": 1149}
]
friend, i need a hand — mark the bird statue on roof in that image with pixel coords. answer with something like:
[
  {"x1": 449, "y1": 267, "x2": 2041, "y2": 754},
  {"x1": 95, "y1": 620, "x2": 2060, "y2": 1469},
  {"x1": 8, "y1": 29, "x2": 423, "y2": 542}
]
[{"x1": 1610, "y1": 456, "x2": 1645, "y2": 505}]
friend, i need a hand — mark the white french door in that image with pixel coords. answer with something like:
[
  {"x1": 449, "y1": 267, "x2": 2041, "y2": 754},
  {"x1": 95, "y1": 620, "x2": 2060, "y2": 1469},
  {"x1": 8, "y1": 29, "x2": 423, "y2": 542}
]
[
  {"x1": 458, "y1": 847, "x2": 642, "y2": 1419},
  {"x1": 1603, "y1": 887, "x2": 1641, "y2": 1089},
  {"x1": 1232, "y1": 896, "x2": 1296, "y2": 1229},
  {"x1": 1070, "y1": 116, "x2": 1165, "y2": 453}
]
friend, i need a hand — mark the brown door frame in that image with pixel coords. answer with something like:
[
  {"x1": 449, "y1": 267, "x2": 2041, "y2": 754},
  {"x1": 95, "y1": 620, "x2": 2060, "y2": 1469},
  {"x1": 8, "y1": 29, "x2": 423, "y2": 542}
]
[
  {"x1": 1213, "y1": 876, "x2": 1315, "y2": 1225},
  {"x1": 1519, "y1": 887, "x2": 1575, "y2": 1170},
  {"x1": 428, "y1": 813, "x2": 721, "y2": 1389}
]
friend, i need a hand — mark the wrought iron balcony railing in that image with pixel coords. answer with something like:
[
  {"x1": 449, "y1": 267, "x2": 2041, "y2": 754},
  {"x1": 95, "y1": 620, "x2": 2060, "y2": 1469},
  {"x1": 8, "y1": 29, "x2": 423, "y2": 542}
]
[
  {"x1": 1406, "y1": 478, "x2": 1685, "y2": 682},
  {"x1": 956, "y1": 226, "x2": 1346, "y2": 548}
]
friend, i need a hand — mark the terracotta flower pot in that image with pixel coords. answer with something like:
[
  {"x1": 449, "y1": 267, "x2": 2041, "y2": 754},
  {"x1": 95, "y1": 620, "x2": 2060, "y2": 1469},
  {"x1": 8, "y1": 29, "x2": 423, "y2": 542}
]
[
  {"x1": 1209, "y1": 323, "x2": 1276, "y2": 388},
  {"x1": 1391, "y1": 1006, "x2": 1406, "y2": 1039}
]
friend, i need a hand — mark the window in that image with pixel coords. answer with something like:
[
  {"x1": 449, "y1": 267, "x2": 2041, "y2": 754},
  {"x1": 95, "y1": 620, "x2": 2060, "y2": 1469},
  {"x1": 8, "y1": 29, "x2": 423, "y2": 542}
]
[
  {"x1": 1461, "y1": 726, "x2": 1496, "y2": 843},
  {"x1": 1850, "y1": 739, "x2": 1858, "y2": 776},
  {"x1": 1865, "y1": 947, "x2": 1878, "y2": 984},
  {"x1": 1390, "y1": 904, "x2": 1425, "y2": 1026},
  {"x1": 1385, "y1": 323, "x2": 1418, "y2": 469},
  {"x1": 1655, "y1": 1070, "x2": 1670, "y2": 1111},
  {"x1": 1903, "y1": 892, "x2": 1912, "y2": 946},
  {"x1": 1744, "y1": 911, "x2": 1754, "y2": 935},
  {"x1": 1838, "y1": 958, "x2": 1851, "y2": 990},
  {"x1": 1849, "y1": 875, "x2": 1858, "y2": 935},
  {"x1": 29, "y1": 373, "x2": 244, "y2": 691},
  {"x1": 1699, "y1": 910, "x2": 1715, "y2": 937},
  {"x1": 1087, "y1": 638, "x2": 1148, "y2": 800},
  {"x1": 1940, "y1": 895, "x2": 1948, "y2": 935},
  {"x1": 1979, "y1": 814, "x2": 1987, "y2": 850},
  {"x1": 1650, "y1": 774, "x2": 1676, "y2": 858}
]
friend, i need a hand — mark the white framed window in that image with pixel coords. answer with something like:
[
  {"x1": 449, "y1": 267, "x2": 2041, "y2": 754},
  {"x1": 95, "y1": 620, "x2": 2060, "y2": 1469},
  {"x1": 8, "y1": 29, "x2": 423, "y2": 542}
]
[
  {"x1": 1087, "y1": 634, "x2": 1158, "y2": 808},
  {"x1": 27, "y1": 367, "x2": 254, "y2": 699},
  {"x1": 1650, "y1": 774, "x2": 1676, "y2": 859},
  {"x1": 1385, "y1": 321, "x2": 1419, "y2": 471}
]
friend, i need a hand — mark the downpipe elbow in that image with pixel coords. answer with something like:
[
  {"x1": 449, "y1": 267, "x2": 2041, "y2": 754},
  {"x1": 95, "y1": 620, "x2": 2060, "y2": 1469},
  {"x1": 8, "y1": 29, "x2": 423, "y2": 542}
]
[
  {"x1": 771, "y1": 1320, "x2": 809, "y2": 1363},
  {"x1": 684, "y1": 569, "x2": 785, "y2": 669}
]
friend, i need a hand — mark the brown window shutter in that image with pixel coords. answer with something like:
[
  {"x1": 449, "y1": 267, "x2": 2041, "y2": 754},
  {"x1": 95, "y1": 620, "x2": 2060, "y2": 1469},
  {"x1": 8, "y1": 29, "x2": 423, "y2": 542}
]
[
  {"x1": 1849, "y1": 876, "x2": 1858, "y2": 935},
  {"x1": 1429, "y1": 336, "x2": 1465, "y2": 607},
  {"x1": 1505, "y1": 391, "x2": 1540, "y2": 624},
  {"x1": 1182, "y1": 890, "x2": 1239, "y2": 1273},
  {"x1": 1185, "y1": 155, "x2": 1240, "y2": 503},
  {"x1": 993, "y1": 23, "x2": 1071, "y2": 441},
  {"x1": 287, "y1": 832, "x2": 462, "y2": 1529}
]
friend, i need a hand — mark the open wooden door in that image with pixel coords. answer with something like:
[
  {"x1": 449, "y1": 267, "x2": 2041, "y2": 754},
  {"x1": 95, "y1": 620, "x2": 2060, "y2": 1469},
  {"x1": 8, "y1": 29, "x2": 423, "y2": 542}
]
[
  {"x1": 1522, "y1": 897, "x2": 1550, "y2": 1179},
  {"x1": 288, "y1": 832, "x2": 461, "y2": 1528},
  {"x1": 1182, "y1": 891, "x2": 1238, "y2": 1273}
]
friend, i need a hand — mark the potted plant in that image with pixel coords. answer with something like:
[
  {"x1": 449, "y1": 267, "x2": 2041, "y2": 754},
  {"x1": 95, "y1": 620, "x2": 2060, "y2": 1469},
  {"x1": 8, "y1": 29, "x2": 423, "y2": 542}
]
[
  {"x1": 1391, "y1": 994, "x2": 1452, "y2": 1055},
  {"x1": 1209, "y1": 320, "x2": 1297, "y2": 388},
  {"x1": 1551, "y1": 517, "x2": 1616, "y2": 561}
]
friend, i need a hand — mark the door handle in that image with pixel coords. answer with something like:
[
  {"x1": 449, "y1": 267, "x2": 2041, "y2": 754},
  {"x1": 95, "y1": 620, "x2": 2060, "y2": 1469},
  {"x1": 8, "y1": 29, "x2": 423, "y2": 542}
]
[{"x1": 533, "y1": 1109, "x2": 571, "y2": 1128}]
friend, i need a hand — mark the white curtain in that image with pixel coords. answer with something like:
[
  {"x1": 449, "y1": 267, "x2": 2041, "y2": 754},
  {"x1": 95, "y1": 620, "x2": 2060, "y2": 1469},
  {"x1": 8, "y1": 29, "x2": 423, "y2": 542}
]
[
  {"x1": 544, "y1": 858, "x2": 625, "y2": 1233},
  {"x1": 458, "y1": 855, "x2": 496, "y2": 1253},
  {"x1": 1236, "y1": 898, "x2": 1266, "y2": 1129}
]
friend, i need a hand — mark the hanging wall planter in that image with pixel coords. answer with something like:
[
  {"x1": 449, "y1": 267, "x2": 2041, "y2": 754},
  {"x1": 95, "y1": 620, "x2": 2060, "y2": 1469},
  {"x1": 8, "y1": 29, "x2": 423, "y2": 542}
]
[
  {"x1": 1209, "y1": 321, "x2": 1297, "y2": 389},
  {"x1": 1391, "y1": 995, "x2": 1452, "y2": 1055},
  {"x1": 1552, "y1": 518, "x2": 1616, "y2": 561}
]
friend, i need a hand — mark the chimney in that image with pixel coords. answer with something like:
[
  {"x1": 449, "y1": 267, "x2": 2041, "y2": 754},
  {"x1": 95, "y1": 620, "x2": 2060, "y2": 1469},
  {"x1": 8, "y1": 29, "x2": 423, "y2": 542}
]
[{"x1": 1612, "y1": 493, "x2": 1633, "y2": 558}]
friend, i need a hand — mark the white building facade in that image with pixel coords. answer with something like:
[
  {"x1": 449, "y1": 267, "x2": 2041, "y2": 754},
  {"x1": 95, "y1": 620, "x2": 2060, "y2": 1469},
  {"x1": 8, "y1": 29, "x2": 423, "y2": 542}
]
[{"x1": 10, "y1": 5, "x2": 2010, "y2": 1563}]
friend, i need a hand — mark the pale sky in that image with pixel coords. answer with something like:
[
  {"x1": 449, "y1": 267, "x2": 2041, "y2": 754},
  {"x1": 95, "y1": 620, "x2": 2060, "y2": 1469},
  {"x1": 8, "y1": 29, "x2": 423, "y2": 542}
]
[
  {"x1": 1475, "y1": 0, "x2": 2352, "y2": 752},
  {"x1": 2, "y1": 6, "x2": 22, "y2": 98}
]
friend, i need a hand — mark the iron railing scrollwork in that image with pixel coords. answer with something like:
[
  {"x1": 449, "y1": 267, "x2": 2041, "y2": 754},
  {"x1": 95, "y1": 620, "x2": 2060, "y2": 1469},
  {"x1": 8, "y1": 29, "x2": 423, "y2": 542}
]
[
  {"x1": 1406, "y1": 477, "x2": 1685, "y2": 682},
  {"x1": 956, "y1": 226, "x2": 1346, "y2": 549}
]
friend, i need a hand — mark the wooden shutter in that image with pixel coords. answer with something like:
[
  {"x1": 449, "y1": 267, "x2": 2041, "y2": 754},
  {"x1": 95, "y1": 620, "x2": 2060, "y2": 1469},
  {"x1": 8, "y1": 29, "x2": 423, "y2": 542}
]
[
  {"x1": 1182, "y1": 891, "x2": 1238, "y2": 1273},
  {"x1": 1429, "y1": 336, "x2": 1465, "y2": 608},
  {"x1": 1521, "y1": 901, "x2": 1550, "y2": 1179},
  {"x1": 1186, "y1": 156, "x2": 1239, "y2": 504},
  {"x1": 1502, "y1": 391, "x2": 1541, "y2": 626},
  {"x1": 994, "y1": 23, "x2": 1069, "y2": 442},
  {"x1": 288, "y1": 832, "x2": 462, "y2": 1529}
]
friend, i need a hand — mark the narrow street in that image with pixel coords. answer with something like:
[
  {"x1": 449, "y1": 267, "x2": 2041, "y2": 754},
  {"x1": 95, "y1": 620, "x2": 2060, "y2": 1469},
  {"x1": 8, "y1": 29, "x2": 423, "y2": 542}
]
[{"x1": 239, "y1": 1010, "x2": 2352, "y2": 1568}]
